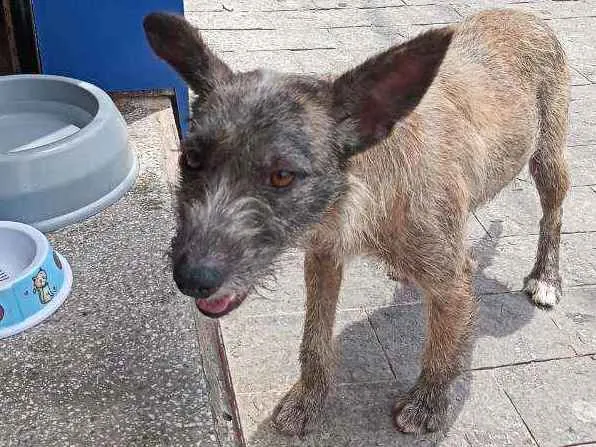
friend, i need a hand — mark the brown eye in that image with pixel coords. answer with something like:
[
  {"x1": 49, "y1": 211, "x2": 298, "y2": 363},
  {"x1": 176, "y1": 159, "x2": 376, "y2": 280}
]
[{"x1": 270, "y1": 170, "x2": 295, "y2": 188}]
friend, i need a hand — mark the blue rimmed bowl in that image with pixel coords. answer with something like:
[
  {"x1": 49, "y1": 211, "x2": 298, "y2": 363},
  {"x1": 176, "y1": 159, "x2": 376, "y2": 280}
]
[{"x1": 0, "y1": 221, "x2": 72, "y2": 338}]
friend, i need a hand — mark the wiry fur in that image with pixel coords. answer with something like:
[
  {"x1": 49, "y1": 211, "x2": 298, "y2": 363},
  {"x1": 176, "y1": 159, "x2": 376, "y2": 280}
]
[{"x1": 144, "y1": 9, "x2": 570, "y2": 436}]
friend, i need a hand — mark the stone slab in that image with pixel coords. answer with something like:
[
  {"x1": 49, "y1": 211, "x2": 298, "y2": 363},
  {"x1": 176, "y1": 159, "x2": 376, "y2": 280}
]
[
  {"x1": 218, "y1": 212, "x2": 486, "y2": 318},
  {"x1": 186, "y1": 0, "x2": 411, "y2": 12},
  {"x1": 202, "y1": 28, "x2": 336, "y2": 53},
  {"x1": 496, "y1": 356, "x2": 596, "y2": 447},
  {"x1": 475, "y1": 184, "x2": 596, "y2": 238},
  {"x1": 547, "y1": 17, "x2": 596, "y2": 83},
  {"x1": 470, "y1": 231, "x2": 596, "y2": 294},
  {"x1": 186, "y1": 4, "x2": 460, "y2": 30},
  {"x1": 367, "y1": 293, "x2": 577, "y2": 374},
  {"x1": 552, "y1": 285, "x2": 596, "y2": 356},
  {"x1": 236, "y1": 370, "x2": 536, "y2": 446},
  {"x1": 569, "y1": 85, "x2": 596, "y2": 147},
  {"x1": 453, "y1": 0, "x2": 595, "y2": 21},
  {"x1": 474, "y1": 291, "x2": 577, "y2": 369},
  {"x1": 569, "y1": 144, "x2": 596, "y2": 187},
  {"x1": 221, "y1": 309, "x2": 394, "y2": 394}
]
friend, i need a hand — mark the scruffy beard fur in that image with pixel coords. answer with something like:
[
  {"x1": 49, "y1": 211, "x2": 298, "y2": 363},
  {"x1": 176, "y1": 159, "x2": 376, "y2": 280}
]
[{"x1": 144, "y1": 8, "x2": 570, "y2": 437}]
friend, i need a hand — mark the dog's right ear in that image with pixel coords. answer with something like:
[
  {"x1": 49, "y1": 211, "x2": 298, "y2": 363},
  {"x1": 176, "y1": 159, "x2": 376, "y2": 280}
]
[
  {"x1": 143, "y1": 12, "x2": 233, "y2": 98},
  {"x1": 331, "y1": 27, "x2": 453, "y2": 158}
]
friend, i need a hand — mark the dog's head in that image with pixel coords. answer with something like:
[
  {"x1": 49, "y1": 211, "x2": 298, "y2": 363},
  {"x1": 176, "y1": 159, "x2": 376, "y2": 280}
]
[{"x1": 143, "y1": 13, "x2": 452, "y2": 317}]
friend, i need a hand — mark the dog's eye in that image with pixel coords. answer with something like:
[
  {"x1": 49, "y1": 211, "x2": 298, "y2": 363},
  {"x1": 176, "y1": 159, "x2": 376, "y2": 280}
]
[{"x1": 270, "y1": 170, "x2": 296, "y2": 188}]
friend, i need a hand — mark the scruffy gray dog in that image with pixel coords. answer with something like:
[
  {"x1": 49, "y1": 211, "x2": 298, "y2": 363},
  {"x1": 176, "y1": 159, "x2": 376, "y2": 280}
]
[{"x1": 144, "y1": 9, "x2": 569, "y2": 436}]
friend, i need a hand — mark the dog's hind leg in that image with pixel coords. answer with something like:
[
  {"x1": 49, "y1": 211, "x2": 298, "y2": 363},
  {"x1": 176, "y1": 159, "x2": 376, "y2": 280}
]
[
  {"x1": 523, "y1": 80, "x2": 571, "y2": 308},
  {"x1": 271, "y1": 246, "x2": 343, "y2": 436}
]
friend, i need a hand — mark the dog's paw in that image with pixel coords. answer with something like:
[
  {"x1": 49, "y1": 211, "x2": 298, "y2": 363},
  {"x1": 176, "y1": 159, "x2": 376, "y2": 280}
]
[
  {"x1": 523, "y1": 277, "x2": 561, "y2": 308},
  {"x1": 392, "y1": 385, "x2": 448, "y2": 434},
  {"x1": 271, "y1": 381, "x2": 326, "y2": 437}
]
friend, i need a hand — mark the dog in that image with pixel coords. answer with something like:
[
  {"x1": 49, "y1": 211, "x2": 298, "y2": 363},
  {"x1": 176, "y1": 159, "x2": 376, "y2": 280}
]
[{"x1": 143, "y1": 9, "x2": 570, "y2": 436}]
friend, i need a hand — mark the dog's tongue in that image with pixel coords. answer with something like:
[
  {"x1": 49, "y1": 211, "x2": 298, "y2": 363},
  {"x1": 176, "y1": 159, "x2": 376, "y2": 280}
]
[{"x1": 196, "y1": 296, "x2": 234, "y2": 315}]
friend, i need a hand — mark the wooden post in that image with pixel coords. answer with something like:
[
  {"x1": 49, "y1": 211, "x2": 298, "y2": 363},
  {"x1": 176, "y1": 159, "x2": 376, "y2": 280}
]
[{"x1": 0, "y1": 0, "x2": 20, "y2": 74}]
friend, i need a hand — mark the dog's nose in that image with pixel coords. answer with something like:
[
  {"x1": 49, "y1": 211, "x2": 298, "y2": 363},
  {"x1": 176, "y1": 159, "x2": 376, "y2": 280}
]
[{"x1": 173, "y1": 259, "x2": 223, "y2": 299}]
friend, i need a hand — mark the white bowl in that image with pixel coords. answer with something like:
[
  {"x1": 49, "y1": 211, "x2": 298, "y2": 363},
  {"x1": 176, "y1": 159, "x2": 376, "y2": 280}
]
[{"x1": 0, "y1": 221, "x2": 72, "y2": 338}]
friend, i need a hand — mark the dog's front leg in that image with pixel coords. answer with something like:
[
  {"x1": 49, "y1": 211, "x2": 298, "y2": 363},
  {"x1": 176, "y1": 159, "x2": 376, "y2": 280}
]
[
  {"x1": 271, "y1": 248, "x2": 343, "y2": 436},
  {"x1": 393, "y1": 269, "x2": 477, "y2": 433}
]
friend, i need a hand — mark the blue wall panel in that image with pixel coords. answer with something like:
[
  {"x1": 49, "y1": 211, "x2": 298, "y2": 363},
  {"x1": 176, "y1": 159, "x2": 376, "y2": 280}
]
[{"x1": 30, "y1": 1, "x2": 190, "y2": 134}]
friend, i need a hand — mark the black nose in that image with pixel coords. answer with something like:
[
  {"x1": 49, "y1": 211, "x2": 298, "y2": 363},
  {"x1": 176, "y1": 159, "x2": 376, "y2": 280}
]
[{"x1": 173, "y1": 259, "x2": 223, "y2": 299}]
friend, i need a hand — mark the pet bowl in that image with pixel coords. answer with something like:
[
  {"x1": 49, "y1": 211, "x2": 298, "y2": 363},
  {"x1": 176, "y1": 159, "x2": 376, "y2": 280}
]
[
  {"x1": 0, "y1": 221, "x2": 72, "y2": 338},
  {"x1": 0, "y1": 74, "x2": 138, "y2": 232}
]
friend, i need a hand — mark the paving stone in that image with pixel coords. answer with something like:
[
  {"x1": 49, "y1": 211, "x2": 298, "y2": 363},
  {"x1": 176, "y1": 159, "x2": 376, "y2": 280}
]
[
  {"x1": 187, "y1": 4, "x2": 460, "y2": 30},
  {"x1": 313, "y1": 0, "x2": 408, "y2": 8},
  {"x1": 220, "y1": 251, "x2": 417, "y2": 318},
  {"x1": 547, "y1": 17, "x2": 596, "y2": 83},
  {"x1": 221, "y1": 49, "x2": 307, "y2": 73},
  {"x1": 236, "y1": 384, "x2": 418, "y2": 447},
  {"x1": 220, "y1": 249, "x2": 307, "y2": 317},
  {"x1": 221, "y1": 47, "x2": 355, "y2": 75},
  {"x1": 475, "y1": 184, "x2": 596, "y2": 237},
  {"x1": 404, "y1": 0, "x2": 539, "y2": 5},
  {"x1": 236, "y1": 370, "x2": 535, "y2": 446},
  {"x1": 367, "y1": 293, "x2": 577, "y2": 374},
  {"x1": 570, "y1": 66, "x2": 593, "y2": 86},
  {"x1": 438, "y1": 371, "x2": 536, "y2": 447},
  {"x1": 221, "y1": 309, "x2": 394, "y2": 394},
  {"x1": 453, "y1": 0, "x2": 595, "y2": 21},
  {"x1": 470, "y1": 231, "x2": 596, "y2": 294},
  {"x1": 568, "y1": 144, "x2": 596, "y2": 187},
  {"x1": 552, "y1": 285, "x2": 596, "y2": 355},
  {"x1": 570, "y1": 85, "x2": 596, "y2": 147},
  {"x1": 366, "y1": 305, "x2": 425, "y2": 384},
  {"x1": 202, "y1": 28, "x2": 336, "y2": 52},
  {"x1": 186, "y1": 0, "x2": 411, "y2": 12},
  {"x1": 186, "y1": 0, "x2": 316, "y2": 12},
  {"x1": 221, "y1": 313, "x2": 301, "y2": 394},
  {"x1": 474, "y1": 292, "x2": 576, "y2": 369},
  {"x1": 496, "y1": 356, "x2": 596, "y2": 447},
  {"x1": 220, "y1": 214, "x2": 485, "y2": 316},
  {"x1": 327, "y1": 26, "x2": 406, "y2": 55}
]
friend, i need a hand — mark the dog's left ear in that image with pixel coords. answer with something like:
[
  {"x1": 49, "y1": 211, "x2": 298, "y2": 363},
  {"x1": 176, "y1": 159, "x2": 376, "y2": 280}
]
[{"x1": 332, "y1": 27, "x2": 453, "y2": 157}]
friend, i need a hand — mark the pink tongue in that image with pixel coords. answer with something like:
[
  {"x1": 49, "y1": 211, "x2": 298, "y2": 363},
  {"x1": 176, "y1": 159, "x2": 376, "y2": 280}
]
[{"x1": 196, "y1": 296, "x2": 233, "y2": 314}]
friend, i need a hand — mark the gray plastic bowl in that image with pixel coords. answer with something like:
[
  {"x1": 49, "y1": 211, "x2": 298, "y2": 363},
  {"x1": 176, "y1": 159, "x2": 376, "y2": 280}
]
[{"x1": 0, "y1": 75, "x2": 138, "y2": 232}]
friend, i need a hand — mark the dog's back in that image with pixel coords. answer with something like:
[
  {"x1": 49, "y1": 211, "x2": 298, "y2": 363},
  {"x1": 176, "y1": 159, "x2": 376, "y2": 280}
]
[{"x1": 334, "y1": 9, "x2": 570, "y2": 258}]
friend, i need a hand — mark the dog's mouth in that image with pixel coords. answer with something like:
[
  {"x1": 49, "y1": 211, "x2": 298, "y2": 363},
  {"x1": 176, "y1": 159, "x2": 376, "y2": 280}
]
[{"x1": 195, "y1": 292, "x2": 248, "y2": 318}]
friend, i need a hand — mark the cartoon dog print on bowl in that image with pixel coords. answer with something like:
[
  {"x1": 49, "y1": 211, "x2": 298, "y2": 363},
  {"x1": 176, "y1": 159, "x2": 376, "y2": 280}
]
[{"x1": 32, "y1": 269, "x2": 56, "y2": 304}]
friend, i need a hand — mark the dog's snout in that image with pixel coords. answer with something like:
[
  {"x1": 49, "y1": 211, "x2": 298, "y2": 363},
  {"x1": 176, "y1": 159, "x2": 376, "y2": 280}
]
[{"x1": 173, "y1": 257, "x2": 224, "y2": 299}]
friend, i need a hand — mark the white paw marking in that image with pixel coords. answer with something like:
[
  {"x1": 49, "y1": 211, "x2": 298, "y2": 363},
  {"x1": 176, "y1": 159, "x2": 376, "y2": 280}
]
[{"x1": 524, "y1": 278, "x2": 558, "y2": 307}]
